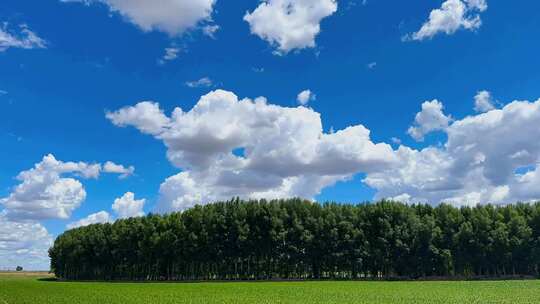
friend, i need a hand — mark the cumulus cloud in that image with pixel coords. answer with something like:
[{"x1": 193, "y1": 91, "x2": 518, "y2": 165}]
[
  {"x1": 61, "y1": 0, "x2": 217, "y2": 36},
  {"x1": 474, "y1": 90, "x2": 495, "y2": 112},
  {"x1": 244, "y1": 0, "x2": 338, "y2": 54},
  {"x1": 103, "y1": 161, "x2": 135, "y2": 178},
  {"x1": 106, "y1": 101, "x2": 170, "y2": 135},
  {"x1": 408, "y1": 100, "x2": 452, "y2": 141},
  {"x1": 0, "y1": 22, "x2": 46, "y2": 52},
  {"x1": 111, "y1": 192, "x2": 145, "y2": 218},
  {"x1": 297, "y1": 89, "x2": 315, "y2": 105},
  {"x1": 366, "y1": 97, "x2": 540, "y2": 206},
  {"x1": 185, "y1": 77, "x2": 213, "y2": 88},
  {"x1": 0, "y1": 213, "x2": 53, "y2": 270},
  {"x1": 66, "y1": 211, "x2": 112, "y2": 229},
  {"x1": 108, "y1": 89, "x2": 396, "y2": 211},
  {"x1": 407, "y1": 0, "x2": 488, "y2": 41},
  {"x1": 66, "y1": 192, "x2": 145, "y2": 229},
  {"x1": 108, "y1": 89, "x2": 540, "y2": 209},
  {"x1": 0, "y1": 154, "x2": 134, "y2": 221}
]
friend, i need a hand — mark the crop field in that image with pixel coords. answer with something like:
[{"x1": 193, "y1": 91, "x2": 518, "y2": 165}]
[{"x1": 1, "y1": 273, "x2": 539, "y2": 304}]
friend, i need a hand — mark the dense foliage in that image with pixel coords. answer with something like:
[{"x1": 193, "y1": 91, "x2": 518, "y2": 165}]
[{"x1": 49, "y1": 199, "x2": 540, "y2": 280}]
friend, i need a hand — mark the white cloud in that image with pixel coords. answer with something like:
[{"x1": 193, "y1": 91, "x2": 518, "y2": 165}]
[
  {"x1": 66, "y1": 192, "x2": 144, "y2": 229},
  {"x1": 185, "y1": 77, "x2": 213, "y2": 88},
  {"x1": 202, "y1": 24, "x2": 220, "y2": 39},
  {"x1": 366, "y1": 97, "x2": 540, "y2": 206},
  {"x1": 0, "y1": 213, "x2": 53, "y2": 270},
  {"x1": 0, "y1": 154, "x2": 134, "y2": 221},
  {"x1": 61, "y1": 0, "x2": 217, "y2": 36},
  {"x1": 391, "y1": 193, "x2": 412, "y2": 203},
  {"x1": 367, "y1": 62, "x2": 377, "y2": 69},
  {"x1": 244, "y1": 0, "x2": 338, "y2": 54},
  {"x1": 407, "y1": 0, "x2": 488, "y2": 41},
  {"x1": 106, "y1": 101, "x2": 170, "y2": 135},
  {"x1": 158, "y1": 47, "x2": 181, "y2": 64},
  {"x1": 111, "y1": 192, "x2": 145, "y2": 218},
  {"x1": 103, "y1": 161, "x2": 135, "y2": 178},
  {"x1": 297, "y1": 89, "x2": 315, "y2": 105},
  {"x1": 474, "y1": 90, "x2": 495, "y2": 112},
  {"x1": 107, "y1": 90, "x2": 540, "y2": 209},
  {"x1": 66, "y1": 211, "x2": 112, "y2": 229},
  {"x1": 408, "y1": 99, "x2": 452, "y2": 141},
  {"x1": 108, "y1": 89, "x2": 396, "y2": 211},
  {"x1": 0, "y1": 23, "x2": 46, "y2": 52}
]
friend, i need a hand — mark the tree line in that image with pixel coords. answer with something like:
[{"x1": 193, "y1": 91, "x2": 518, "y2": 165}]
[{"x1": 49, "y1": 198, "x2": 540, "y2": 281}]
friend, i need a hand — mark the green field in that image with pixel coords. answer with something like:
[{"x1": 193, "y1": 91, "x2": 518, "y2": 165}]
[{"x1": 1, "y1": 273, "x2": 540, "y2": 304}]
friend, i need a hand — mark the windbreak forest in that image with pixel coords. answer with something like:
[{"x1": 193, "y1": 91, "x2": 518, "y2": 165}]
[{"x1": 49, "y1": 199, "x2": 540, "y2": 281}]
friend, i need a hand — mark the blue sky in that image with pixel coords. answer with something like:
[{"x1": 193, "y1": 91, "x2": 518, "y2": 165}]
[{"x1": 2, "y1": 0, "x2": 540, "y2": 269}]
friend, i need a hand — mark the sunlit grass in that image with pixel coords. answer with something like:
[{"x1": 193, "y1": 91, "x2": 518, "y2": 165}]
[{"x1": 1, "y1": 273, "x2": 539, "y2": 304}]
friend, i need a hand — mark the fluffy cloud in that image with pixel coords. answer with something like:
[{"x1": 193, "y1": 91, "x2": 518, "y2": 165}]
[
  {"x1": 297, "y1": 89, "x2": 315, "y2": 105},
  {"x1": 408, "y1": 0, "x2": 488, "y2": 41},
  {"x1": 366, "y1": 97, "x2": 540, "y2": 206},
  {"x1": 244, "y1": 0, "x2": 338, "y2": 54},
  {"x1": 106, "y1": 101, "x2": 170, "y2": 135},
  {"x1": 108, "y1": 89, "x2": 540, "y2": 208},
  {"x1": 61, "y1": 0, "x2": 217, "y2": 36},
  {"x1": 66, "y1": 211, "x2": 112, "y2": 229},
  {"x1": 103, "y1": 161, "x2": 135, "y2": 178},
  {"x1": 108, "y1": 89, "x2": 396, "y2": 211},
  {"x1": 408, "y1": 100, "x2": 452, "y2": 141},
  {"x1": 111, "y1": 192, "x2": 145, "y2": 218},
  {"x1": 474, "y1": 90, "x2": 495, "y2": 112},
  {"x1": 0, "y1": 213, "x2": 53, "y2": 270},
  {"x1": 66, "y1": 192, "x2": 145, "y2": 229},
  {"x1": 0, "y1": 154, "x2": 134, "y2": 221},
  {"x1": 0, "y1": 22, "x2": 46, "y2": 52}
]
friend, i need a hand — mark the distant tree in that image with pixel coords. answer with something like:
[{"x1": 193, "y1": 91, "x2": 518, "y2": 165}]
[
  {"x1": 48, "y1": 199, "x2": 540, "y2": 281},
  {"x1": 16, "y1": 266, "x2": 23, "y2": 271}
]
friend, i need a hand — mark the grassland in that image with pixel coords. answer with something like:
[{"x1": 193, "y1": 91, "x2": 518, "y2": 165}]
[{"x1": 1, "y1": 273, "x2": 540, "y2": 304}]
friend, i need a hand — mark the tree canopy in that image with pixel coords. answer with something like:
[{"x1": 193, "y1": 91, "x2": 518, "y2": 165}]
[{"x1": 49, "y1": 199, "x2": 540, "y2": 281}]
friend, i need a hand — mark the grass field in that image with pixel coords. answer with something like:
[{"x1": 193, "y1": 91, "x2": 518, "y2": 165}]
[{"x1": 1, "y1": 273, "x2": 540, "y2": 304}]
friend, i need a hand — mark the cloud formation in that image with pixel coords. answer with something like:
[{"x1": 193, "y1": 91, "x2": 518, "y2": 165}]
[
  {"x1": 185, "y1": 77, "x2": 213, "y2": 88},
  {"x1": 158, "y1": 47, "x2": 181, "y2": 64},
  {"x1": 67, "y1": 192, "x2": 145, "y2": 228},
  {"x1": 0, "y1": 154, "x2": 134, "y2": 221},
  {"x1": 112, "y1": 192, "x2": 145, "y2": 218},
  {"x1": 408, "y1": 0, "x2": 488, "y2": 41},
  {"x1": 474, "y1": 90, "x2": 496, "y2": 112},
  {"x1": 0, "y1": 23, "x2": 46, "y2": 52},
  {"x1": 103, "y1": 161, "x2": 135, "y2": 178},
  {"x1": 407, "y1": 100, "x2": 452, "y2": 141},
  {"x1": 108, "y1": 89, "x2": 395, "y2": 211},
  {"x1": 66, "y1": 211, "x2": 112, "y2": 229},
  {"x1": 109, "y1": 90, "x2": 540, "y2": 209},
  {"x1": 61, "y1": 0, "x2": 217, "y2": 36},
  {"x1": 244, "y1": 0, "x2": 338, "y2": 54},
  {"x1": 297, "y1": 89, "x2": 315, "y2": 105},
  {"x1": 367, "y1": 98, "x2": 540, "y2": 206},
  {"x1": 0, "y1": 213, "x2": 53, "y2": 270}
]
